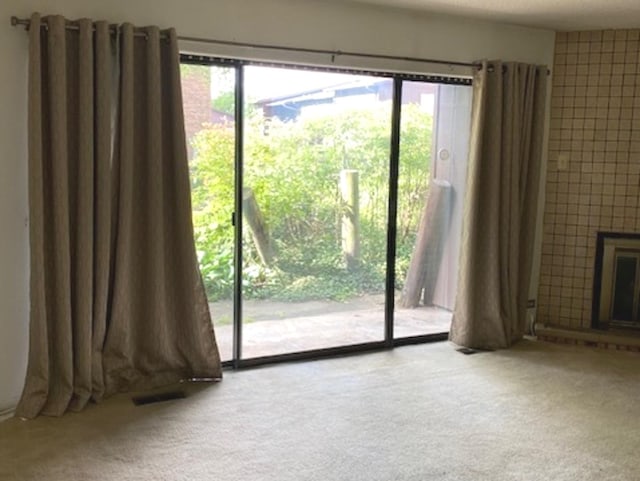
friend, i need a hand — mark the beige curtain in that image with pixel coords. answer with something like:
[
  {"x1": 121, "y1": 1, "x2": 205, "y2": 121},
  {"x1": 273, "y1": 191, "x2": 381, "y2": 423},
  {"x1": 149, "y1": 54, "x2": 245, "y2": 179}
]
[
  {"x1": 17, "y1": 14, "x2": 222, "y2": 418},
  {"x1": 450, "y1": 60, "x2": 547, "y2": 349}
]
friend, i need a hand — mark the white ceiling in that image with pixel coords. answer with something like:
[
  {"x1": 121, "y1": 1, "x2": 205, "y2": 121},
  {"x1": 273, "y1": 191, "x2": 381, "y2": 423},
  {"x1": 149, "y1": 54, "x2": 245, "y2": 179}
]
[{"x1": 322, "y1": 0, "x2": 640, "y2": 31}]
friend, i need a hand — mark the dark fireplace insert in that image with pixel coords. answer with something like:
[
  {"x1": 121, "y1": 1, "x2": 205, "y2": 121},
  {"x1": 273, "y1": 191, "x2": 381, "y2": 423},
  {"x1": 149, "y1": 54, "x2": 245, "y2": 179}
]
[{"x1": 592, "y1": 232, "x2": 640, "y2": 330}]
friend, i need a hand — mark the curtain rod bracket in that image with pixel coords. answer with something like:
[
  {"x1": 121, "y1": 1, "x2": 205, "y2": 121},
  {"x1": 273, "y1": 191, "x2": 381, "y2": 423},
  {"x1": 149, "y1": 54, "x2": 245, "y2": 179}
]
[
  {"x1": 11, "y1": 15, "x2": 30, "y2": 30},
  {"x1": 11, "y1": 16, "x2": 26, "y2": 29}
]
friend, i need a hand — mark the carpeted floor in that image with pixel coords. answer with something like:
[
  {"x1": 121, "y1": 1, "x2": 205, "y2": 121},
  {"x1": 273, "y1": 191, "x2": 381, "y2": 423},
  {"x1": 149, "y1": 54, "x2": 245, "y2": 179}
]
[{"x1": 1, "y1": 339, "x2": 639, "y2": 480}]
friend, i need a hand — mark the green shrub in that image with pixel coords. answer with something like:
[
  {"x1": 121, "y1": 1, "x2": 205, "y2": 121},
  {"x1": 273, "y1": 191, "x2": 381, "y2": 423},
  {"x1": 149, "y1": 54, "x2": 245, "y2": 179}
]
[{"x1": 189, "y1": 103, "x2": 432, "y2": 302}]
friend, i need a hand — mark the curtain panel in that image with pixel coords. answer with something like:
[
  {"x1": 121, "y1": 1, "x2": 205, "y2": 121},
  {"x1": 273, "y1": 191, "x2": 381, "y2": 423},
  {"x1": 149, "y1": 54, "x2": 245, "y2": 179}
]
[
  {"x1": 17, "y1": 13, "x2": 222, "y2": 418},
  {"x1": 450, "y1": 60, "x2": 547, "y2": 349}
]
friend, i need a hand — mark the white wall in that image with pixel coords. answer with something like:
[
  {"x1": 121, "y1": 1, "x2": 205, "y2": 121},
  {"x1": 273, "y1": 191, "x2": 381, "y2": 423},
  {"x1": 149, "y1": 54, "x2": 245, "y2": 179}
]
[{"x1": 0, "y1": 0, "x2": 555, "y2": 412}]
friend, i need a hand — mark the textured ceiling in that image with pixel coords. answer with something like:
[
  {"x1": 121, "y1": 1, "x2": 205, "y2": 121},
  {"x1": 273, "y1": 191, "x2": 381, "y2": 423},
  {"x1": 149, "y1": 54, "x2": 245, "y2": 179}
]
[{"x1": 321, "y1": 0, "x2": 640, "y2": 31}]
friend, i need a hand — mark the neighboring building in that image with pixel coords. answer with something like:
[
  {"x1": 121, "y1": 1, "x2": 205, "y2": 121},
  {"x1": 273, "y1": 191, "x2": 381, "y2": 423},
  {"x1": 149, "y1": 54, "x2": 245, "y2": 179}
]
[
  {"x1": 182, "y1": 66, "x2": 234, "y2": 155},
  {"x1": 254, "y1": 78, "x2": 437, "y2": 122}
]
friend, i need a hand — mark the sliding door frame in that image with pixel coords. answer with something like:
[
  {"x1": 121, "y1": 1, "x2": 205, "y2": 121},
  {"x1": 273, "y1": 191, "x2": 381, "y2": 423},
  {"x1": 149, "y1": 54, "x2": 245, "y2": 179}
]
[
  {"x1": 180, "y1": 54, "x2": 470, "y2": 369},
  {"x1": 232, "y1": 64, "x2": 244, "y2": 369}
]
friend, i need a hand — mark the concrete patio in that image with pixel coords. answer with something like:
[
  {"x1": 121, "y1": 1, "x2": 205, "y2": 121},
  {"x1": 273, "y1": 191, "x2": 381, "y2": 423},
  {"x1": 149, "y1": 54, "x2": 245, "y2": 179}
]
[{"x1": 211, "y1": 294, "x2": 452, "y2": 360}]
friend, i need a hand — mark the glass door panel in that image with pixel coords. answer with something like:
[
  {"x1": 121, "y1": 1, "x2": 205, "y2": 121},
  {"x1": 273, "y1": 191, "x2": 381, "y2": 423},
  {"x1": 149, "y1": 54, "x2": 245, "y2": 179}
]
[
  {"x1": 181, "y1": 63, "x2": 236, "y2": 362},
  {"x1": 241, "y1": 66, "x2": 392, "y2": 357},
  {"x1": 394, "y1": 81, "x2": 472, "y2": 338}
]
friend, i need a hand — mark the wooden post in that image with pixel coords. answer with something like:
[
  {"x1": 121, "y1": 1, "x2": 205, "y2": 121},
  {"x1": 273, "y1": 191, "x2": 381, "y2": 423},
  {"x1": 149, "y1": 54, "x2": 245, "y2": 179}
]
[
  {"x1": 242, "y1": 187, "x2": 274, "y2": 266},
  {"x1": 340, "y1": 169, "x2": 360, "y2": 271},
  {"x1": 400, "y1": 180, "x2": 451, "y2": 308}
]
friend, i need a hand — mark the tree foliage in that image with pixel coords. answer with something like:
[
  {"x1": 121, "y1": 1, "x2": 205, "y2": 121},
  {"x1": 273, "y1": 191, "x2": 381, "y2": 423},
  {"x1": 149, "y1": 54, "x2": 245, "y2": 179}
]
[{"x1": 189, "y1": 103, "x2": 432, "y2": 302}]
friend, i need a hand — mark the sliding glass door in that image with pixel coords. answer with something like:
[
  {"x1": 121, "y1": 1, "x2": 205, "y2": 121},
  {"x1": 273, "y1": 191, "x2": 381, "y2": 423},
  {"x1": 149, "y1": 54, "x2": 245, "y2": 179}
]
[
  {"x1": 180, "y1": 57, "x2": 472, "y2": 364},
  {"x1": 393, "y1": 81, "x2": 472, "y2": 338},
  {"x1": 181, "y1": 63, "x2": 236, "y2": 362},
  {"x1": 241, "y1": 66, "x2": 391, "y2": 357}
]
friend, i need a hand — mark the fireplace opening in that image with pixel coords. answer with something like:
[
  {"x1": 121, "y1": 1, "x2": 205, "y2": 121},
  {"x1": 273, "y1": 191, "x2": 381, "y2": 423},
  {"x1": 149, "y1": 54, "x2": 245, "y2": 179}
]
[{"x1": 593, "y1": 232, "x2": 640, "y2": 330}]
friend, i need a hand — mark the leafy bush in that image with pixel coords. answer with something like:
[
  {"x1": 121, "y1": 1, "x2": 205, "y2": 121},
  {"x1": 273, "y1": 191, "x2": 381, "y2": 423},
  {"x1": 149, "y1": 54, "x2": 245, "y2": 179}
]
[{"x1": 189, "y1": 103, "x2": 432, "y2": 302}]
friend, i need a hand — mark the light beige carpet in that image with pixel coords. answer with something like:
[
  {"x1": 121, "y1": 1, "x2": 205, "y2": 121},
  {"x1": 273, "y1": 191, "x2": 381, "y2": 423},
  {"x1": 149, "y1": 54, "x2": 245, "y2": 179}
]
[{"x1": 1, "y1": 339, "x2": 639, "y2": 480}]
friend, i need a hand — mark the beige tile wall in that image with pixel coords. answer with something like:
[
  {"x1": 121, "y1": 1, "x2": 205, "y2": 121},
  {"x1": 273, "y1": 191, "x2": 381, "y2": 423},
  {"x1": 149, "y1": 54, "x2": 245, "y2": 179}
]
[{"x1": 538, "y1": 29, "x2": 640, "y2": 330}]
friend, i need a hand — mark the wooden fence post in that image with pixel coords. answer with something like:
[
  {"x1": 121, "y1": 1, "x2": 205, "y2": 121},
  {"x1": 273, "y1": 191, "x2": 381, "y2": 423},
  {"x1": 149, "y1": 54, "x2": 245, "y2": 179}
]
[
  {"x1": 340, "y1": 169, "x2": 360, "y2": 271},
  {"x1": 400, "y1": 180, "x2": 451, "y2": 308},
  {"x1": 242, "y1": 187, "x2": 274, "y2": 266}
]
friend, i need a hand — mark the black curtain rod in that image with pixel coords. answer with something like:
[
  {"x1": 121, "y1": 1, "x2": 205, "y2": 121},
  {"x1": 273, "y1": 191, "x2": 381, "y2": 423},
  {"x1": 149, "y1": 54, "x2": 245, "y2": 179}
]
[{"x1": 10, "y1": 15, "x2": 479, "y2": 70}]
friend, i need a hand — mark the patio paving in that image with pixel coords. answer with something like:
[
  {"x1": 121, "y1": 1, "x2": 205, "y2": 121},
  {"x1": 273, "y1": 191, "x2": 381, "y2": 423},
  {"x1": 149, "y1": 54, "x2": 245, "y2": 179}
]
[{"x1": 210, "y1": 294, "x2": 452, "y2": 360}]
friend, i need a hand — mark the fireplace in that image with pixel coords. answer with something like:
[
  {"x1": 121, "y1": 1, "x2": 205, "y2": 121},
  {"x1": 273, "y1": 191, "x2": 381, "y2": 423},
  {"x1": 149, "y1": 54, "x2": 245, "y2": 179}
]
[{"x1": 593, "y1": 232, "x2": 640, "y2": 330}]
